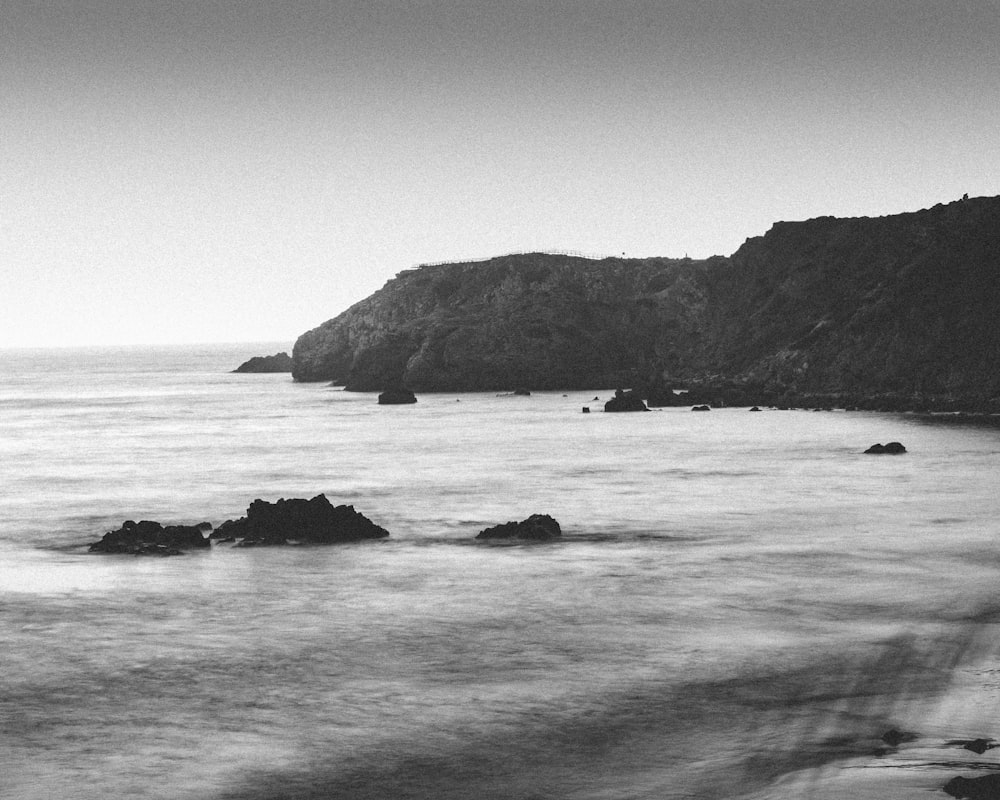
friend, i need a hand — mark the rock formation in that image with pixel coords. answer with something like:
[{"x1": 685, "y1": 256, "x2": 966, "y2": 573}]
[
  {"x1": 89, "y1": 520, "x2": 210, "y2": 555},
  {"x1": 604, "y1": 389, "x2": 649, "y2": 412},
  {"x1": 293, "y1": 252, "x2": 714, "y2": 390},
  {"x1": 476, "y1": 514, "x2": 562, "y2": 541},
  {"x1": 213, "y1": 495, "x2": 390, "y2": 546},
  {"x1": 943, "y1": 773, "x2": 1000, "y2": 799},
  {"x1": 292, "y1": 196, "x2": 1000, "y2": 407},
  {"x1": 233, "y1": 352, "x2": 293, "y2": 373},
  {"x1": 864, "y1": 442, "x2": 907, "y2": 454},
  {"x1": 377, "y1": 388, "x2": 417, "y2": 405}
]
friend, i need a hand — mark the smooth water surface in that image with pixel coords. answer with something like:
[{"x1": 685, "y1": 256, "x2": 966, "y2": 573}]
[{"x1": 2, "y1": 344, "x2": 1000, "y2": 799}]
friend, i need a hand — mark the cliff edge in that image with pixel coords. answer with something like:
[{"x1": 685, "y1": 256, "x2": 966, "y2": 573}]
[{"x1": 293, "y1": 197, "x2": 1000, "y2": 400}]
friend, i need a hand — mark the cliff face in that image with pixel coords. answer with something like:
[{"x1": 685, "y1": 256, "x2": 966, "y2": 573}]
[
  {"x1": 293, "y1": 196, "x2": 1000, "y2": 398},
  {"x1": 699, "y1": 196, "x2": 1000, "y2": 397},
  {"x1": 292, "y1": 253, "x2": 720, "y2": 391}
]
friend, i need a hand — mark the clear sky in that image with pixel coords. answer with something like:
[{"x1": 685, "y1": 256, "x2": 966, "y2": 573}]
[{"x1": 3, "y1": 0, "x2": 999, "y2": 347}]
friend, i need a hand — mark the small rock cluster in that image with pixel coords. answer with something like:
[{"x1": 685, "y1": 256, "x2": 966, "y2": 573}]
[
  {"x1": 89, "y1": 500, "x2": 562, "y2": 554},
  {"x1": 864, "y1": 442, "x2": 907, "y2": 454}
]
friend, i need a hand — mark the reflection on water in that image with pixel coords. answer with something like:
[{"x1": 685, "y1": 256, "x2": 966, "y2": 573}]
[{"x1": 2, "y1": 346, "x2": 1000, "y2": 799}]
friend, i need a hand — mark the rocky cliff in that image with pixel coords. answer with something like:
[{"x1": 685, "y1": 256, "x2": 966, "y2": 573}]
[
  {"x1": 697, "y1": 195, "x2": 1000, "y2": 399},
  {"x1": 293, "y1": 196, "x2": 1000, "y2": 400},
  {"x1": 292, "y1": 252, "x2": 721, "y2": 390}
]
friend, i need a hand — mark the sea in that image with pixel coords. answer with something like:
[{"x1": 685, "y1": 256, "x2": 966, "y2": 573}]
[{"x1": 3, "y1": 342, "x2": 1000, "y2": 800}]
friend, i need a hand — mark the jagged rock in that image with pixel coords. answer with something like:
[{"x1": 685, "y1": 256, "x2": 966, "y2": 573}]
[
  {"x1": 233, "y1": 352, "x2": 293, "y2": 373},
  {"x1": 943, "y1": 773, "x2": 1000, "y2": 799},
  {"x1": 865, "y1": 442, "x2": 907, "y2": 454},
  {"x1": 219, "y1": 495, "x2": 390, "y2": 546},
  {"x1": 476, "y1": 514, "x2": 562, "y2": 541},
  {"x1": 604, "y1": 389, "x2": 649, "y2": 412},
  {"x1": 89, "y1": 520, "x2": 210, "y2": 555},
  {"x1": 378, "y1": 387, "x2": 417, "y2": 405}
]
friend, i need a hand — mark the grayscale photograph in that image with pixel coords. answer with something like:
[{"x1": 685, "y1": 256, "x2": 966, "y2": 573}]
[{"x1": 2, "y1": 1, "x2": 1000, "y2": 799}]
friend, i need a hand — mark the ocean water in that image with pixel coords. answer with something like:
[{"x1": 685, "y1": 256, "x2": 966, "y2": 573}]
[{"x1": 3, "y1": 343, "x2": 1000, "y2": 800}]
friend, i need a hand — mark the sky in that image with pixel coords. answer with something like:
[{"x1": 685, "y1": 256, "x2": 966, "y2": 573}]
[{"x1": 3, "y1": 0, "x2": 999, "y2": 347}]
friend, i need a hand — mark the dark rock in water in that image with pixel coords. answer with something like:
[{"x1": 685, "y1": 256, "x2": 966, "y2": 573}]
[
  {"x1": 943, "y1": 773, "x2": 1000, "y2": 799},
  {"x1": 691, "y1": 405, "x2": 711, "y2": 411},
  {"x1": 233, "y1": 352, "x2": 293, "y2": 373},
  {"x1": 476, "y1": 514, "x2": 562, "y2": 541},
  {"x1": 604, "y1": 389, "x2": 649, "y2": 412},
  {"x1": 749, "y1": 406, "x2": 761, "y2": 412},
  {"x1": 377, "y1": 387, "x2": 417, "y2": 405},
  {"x1": 219, "y1": 494, "x2": 390, "y2": 546},
  {"x1": 881, "y1": 728, "x2": 918, "y2": 746},
  {"x1": 89, "y1": 520, "x2": 210, "y2": 555},
  {"x1": 513, "y1": 387, "x2": 531, "y2": 396},
  {"x1": 209, "y1": 521, "x2": 237, "y2": 539},
  {"x1": 582, "y1": 407, "x2": 590, "y2": 413},
  {"x1": 959, "y1": 739, "x2": 997, "y2": 755},
  {"x1": 865, "y1": 441, "x2": 907, "y2": 454}
]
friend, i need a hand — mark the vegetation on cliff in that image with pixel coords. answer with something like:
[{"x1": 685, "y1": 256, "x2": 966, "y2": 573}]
[
  {"x1": 293, "y1": 252, "x2": 718, "y2": 390},
  {"x1": 293, "y1": 196, "x2": 1000, "y2": 403}
]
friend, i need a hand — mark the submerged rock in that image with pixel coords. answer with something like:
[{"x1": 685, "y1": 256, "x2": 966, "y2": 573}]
[
  {"x1": 943, "y1": 773, "x2": 1000, "y2": 799},
  {"x1": 476, "y1": 514, "x2": 562, "y2": 541},
  {"x1": 378, "y1": 387, "x2": 418, "y2": 405},
  {"x1": 865, "y1": 441, "x2": 907, "y2": 454},
  {"x1": 233, "y1": 352, "x2": 293, "y2": 373},
  {"x1": 218, "y1": 494, "x2": 390, "y2": 546},
  {"x1": 604, "y1": 389, "x2": 649, "y2": 412},
  {"x1": 881, "y1": 728, "x2": 918, "y2": 746},
  {"x1": 89, "y1": 520, "x2": 210, "y2": 556}
]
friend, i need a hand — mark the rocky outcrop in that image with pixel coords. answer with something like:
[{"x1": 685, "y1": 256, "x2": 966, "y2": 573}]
[
  {"x1": 233, "y1": 352, "x2": 293, "y2": 373},
  {"x1": 293, "y1": 252, "x2": 717, "y2": 390},
  {"x1": 695, "y1": 195, "x2": 1000, "y2": 401},
  {"x1": 213, "y1": 495, "x2": 390, "y2": 546},
  {"x1": 864, "y1": 442, "x2": 907, "y2": 454},
  {"x1": 476, "y1": 514, "x2": 562, "y2": 541},
  {"x1": 604, "y1": 389, "x2": 649, "y2": 412},
  {"x1": 293, "y1": 197, "x2": 1000, "y2": 406},
  {"x1": 943, "y1": 773, "x2": 1000, "y2": 799},
  {"x1": 378, "y1": 388, "x2": 417, "y2": 405},
  {"x1": 89, "y1": 520, "x2": 210, "y2": 555}
]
